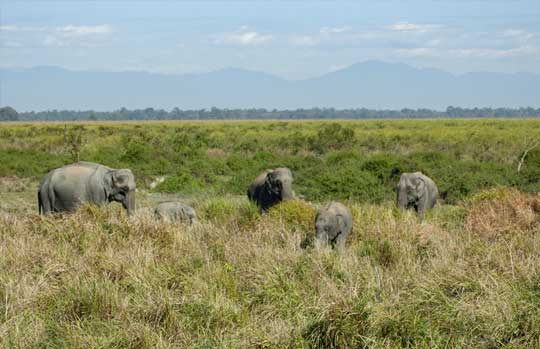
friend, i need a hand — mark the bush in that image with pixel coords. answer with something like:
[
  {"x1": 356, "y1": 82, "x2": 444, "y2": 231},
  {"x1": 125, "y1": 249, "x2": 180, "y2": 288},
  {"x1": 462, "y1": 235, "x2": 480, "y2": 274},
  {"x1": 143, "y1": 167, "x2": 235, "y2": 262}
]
[
  {"x1": 309, "y1": 123, "x2": 356, "y2": 154},
  {"x1": 199, "y1": 197, "x2": 259, "y2": 227},
  {"x1": 0, "y1": 149, "x2": 68, "y2": 178},
  {"x1": 267, "y1": 199, "x2": 317, "y2": 233},
  {"x1": 518, "y1": 149, "x2": 540, "y2": 193},
  {"x1": 301, "y1": 168, "x2": 389, "y2": 203}
]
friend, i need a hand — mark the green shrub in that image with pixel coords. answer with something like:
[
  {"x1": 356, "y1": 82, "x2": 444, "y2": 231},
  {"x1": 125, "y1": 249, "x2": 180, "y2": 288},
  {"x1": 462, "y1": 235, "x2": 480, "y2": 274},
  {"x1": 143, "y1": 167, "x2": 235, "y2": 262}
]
[
  {"x1": 518, "y1": 149, "x2": 540, "y2": 193},
  {"x1": 153, "y1": 172, "x2": 205, "y2": 194},
  {"x1": 199, "y1": 197, "x2": 259, "y2": 227},
  {"x1": 267, "y1": 199, "x2": 317, "y2": 233},
  {"x1": 301, "y1": 168, "x2": 388, "y2": 203},
  {"x1": 309, "y1": 123, "x2": 356, "y2": 154},
  {"x1": 0, "y1": 149, "x2": 68, "y2": 177},
  {"x1": 121, "y1": 139, "x2": 150, "y2": 163}
]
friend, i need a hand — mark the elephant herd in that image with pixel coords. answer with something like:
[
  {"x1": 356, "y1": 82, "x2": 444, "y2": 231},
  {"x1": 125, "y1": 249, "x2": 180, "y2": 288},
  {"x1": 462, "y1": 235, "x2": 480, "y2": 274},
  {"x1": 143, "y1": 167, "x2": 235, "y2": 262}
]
[{"x1": 37, "y1": 161, "x2": 440, "y2": 248}]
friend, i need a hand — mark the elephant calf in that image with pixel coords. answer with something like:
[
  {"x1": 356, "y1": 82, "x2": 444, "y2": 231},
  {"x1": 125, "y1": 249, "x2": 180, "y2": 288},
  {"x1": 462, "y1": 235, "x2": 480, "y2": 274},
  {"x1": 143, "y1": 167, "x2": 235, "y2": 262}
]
[
  {"x1": 315, "y1": 202, "x2": 353, "y2": 249},
  {"x1": 38, "y1": 161, "x2": 136, "y2": 215},
  {"x1": 155, "y1": 202, "x2": 197, "y2": 224},
  {"x1": 396, "y1": 172, "x2": 439, "y2": 219},
  {"x1": 247, "y1": 167, "x2": 295, "y2": 212}
]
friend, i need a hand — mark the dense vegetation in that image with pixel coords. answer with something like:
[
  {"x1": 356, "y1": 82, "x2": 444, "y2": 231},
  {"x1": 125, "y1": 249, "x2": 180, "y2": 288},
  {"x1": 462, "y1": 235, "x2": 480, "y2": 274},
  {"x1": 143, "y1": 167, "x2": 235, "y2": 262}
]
[
  {"x1": 0, "y1": 119, "x2": 539, "y2": 203},
  {"x1": 1, "y1": 119, "x2": 540, "y2": 347},
  {"x1": 3, "y1": 106, "x2": 540, "y2": 121}
]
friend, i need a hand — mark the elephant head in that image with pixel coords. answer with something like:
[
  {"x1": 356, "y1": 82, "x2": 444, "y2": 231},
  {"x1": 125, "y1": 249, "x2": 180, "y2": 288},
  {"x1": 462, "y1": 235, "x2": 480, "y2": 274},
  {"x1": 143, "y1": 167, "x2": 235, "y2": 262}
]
[
  {"x1": 315, "y1": 213, "x2": 345, "y2": 244},
  {"x1": 107, "y1": 169, "x2": 136, "y2": 215},
  {"x1": 265, "y1": 167, "x2": 294, "y2": 200},
  {"x1": 315, "y1": 201, "x2": 353, "y2": 248},
  {"x1": 397, "y1": 172, "x2": 426, "y2": 209}
]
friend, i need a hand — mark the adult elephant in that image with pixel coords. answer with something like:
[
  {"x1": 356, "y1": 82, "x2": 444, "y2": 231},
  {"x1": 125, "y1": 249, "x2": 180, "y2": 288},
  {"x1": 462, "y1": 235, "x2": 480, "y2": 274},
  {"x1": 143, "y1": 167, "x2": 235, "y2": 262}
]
[
  {"x1": 396, "y1": 172, "x2": 439, "y2": 218},
  {"x1": 38, "y1": 161, "x2": 136, "y2": 215},
  {"x1": 247, "y1": 167, "x2": 295, "y2": 212},
  {"x1": 315, "y1": 201, "x2": 353, "y2": 249}
]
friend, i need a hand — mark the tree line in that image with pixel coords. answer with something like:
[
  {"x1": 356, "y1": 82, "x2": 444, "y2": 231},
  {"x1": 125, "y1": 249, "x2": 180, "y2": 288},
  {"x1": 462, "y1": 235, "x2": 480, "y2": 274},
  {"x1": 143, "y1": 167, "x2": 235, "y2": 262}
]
[{"x1": 1, "y1": 106, "x2": 540, "y2": 122}]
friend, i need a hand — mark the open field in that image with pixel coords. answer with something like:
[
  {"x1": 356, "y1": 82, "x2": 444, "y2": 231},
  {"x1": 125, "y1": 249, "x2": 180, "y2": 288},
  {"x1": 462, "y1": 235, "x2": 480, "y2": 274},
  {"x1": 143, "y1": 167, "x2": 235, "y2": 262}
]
[{"x1": 1, "y1": 119, "x2": 540, "y2": 347}]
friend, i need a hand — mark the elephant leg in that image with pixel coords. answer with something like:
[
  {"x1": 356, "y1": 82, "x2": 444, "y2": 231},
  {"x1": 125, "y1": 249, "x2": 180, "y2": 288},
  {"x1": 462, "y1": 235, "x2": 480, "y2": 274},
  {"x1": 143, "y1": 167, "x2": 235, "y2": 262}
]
[
  {"x1": 39, "y1": 190, "x2": 53, "y2": 215},
  {"x1": 416, "y1": 199, "x2": 427, "y2": 220}
]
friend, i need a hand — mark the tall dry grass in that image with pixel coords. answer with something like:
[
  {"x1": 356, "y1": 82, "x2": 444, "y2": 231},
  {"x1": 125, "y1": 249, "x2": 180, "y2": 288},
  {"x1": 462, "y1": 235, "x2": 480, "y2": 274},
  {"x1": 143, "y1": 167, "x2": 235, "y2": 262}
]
[{"x1": 1, "y1": 188, "x2": 540, "y2": 348}]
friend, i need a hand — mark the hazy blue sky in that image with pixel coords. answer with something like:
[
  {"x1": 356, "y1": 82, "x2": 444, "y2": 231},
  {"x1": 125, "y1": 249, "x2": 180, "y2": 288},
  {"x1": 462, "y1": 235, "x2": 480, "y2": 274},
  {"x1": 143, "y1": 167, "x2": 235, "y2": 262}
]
[{"x1": 2, "y1": 0, "x2": 540, "y2": 79}]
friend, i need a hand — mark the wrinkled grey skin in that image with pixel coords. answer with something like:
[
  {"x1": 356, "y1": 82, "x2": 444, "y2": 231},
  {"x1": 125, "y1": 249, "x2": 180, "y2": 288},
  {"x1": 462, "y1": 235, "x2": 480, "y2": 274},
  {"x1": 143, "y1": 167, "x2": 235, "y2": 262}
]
[
  {"x1": 155, "y1": 202, "x2": 197, "y2": 224},
  {"x1": 38, "y1": 161, "x2": 136, "y2": 215},
  {"x1": 247, "y1": 167, "x2": 295, "y2": 212},
  {"x1": 396, "y1": 172, "x2": 439, "y2": 219},
  {"x1": 315, "y1": 202, "x2": 353, "y2": 249}
]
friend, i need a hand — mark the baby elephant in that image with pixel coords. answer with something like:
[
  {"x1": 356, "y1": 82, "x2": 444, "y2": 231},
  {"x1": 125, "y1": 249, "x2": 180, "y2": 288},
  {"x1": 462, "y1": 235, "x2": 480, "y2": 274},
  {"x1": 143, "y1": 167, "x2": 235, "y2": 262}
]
[
  {"x1": 155, "y1": 202, "x2": 197, "y2": 224},
  {"x1": 315, "y1": 202, "x2": 353, "y2": 249}
]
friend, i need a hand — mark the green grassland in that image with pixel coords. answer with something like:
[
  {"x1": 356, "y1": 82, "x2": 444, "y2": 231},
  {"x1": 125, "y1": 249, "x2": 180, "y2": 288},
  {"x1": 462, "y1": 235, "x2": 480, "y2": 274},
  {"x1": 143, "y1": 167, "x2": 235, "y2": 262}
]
[
  {"x1": 1, "y1": 119, "x2": 540, "y2": 202},
  {"x1": 1, "y1": 119, "x2": 540, "y2": 348}
]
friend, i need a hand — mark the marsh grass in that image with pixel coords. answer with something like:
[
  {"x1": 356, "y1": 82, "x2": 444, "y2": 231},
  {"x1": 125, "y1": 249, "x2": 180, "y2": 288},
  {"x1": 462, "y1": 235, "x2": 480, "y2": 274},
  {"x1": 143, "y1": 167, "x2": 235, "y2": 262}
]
[{"x1": 1, "y1": 187, "x2": 540, "y2": 348}]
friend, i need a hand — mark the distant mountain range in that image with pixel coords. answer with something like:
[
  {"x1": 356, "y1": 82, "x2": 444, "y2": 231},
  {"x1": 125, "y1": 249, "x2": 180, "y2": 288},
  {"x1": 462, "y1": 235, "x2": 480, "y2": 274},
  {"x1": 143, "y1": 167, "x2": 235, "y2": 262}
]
[{"x1": 1, "y1": 61, "x2": 539, "y2": 111}]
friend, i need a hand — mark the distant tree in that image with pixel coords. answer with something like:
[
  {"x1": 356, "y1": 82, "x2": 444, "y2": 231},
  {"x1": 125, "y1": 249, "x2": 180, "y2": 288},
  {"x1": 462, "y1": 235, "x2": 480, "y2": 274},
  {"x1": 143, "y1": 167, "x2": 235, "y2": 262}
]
[
  {"x1": 12, "y1": 106, "x2": 540, "y2": 121},
  {"x1": 0, "y1": 106, "x2": 19, "y2": 121}
]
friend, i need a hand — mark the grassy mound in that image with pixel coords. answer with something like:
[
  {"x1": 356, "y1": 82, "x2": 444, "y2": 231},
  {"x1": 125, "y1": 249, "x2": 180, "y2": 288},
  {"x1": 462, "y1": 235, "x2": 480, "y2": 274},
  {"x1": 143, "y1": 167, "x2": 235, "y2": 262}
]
[{"x1": 466, "y1": 188, "x2": 540, "y2": 238}]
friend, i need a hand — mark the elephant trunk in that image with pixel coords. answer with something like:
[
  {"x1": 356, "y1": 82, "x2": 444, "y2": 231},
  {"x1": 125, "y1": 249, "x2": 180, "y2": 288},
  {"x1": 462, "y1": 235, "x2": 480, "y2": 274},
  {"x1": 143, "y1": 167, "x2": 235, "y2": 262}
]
[
  {"x1": 123, "y1": 191, "x2": 135, "y2": 216},
  {"x1": 281, "y1": 183, "x2": 294, "y2": 201},
  {"x1": 397, "y1": 187, "x2": 408, "y2": 209},
  {"x1": 316, "y1": 228, "x2": 326, "y2": 243}
]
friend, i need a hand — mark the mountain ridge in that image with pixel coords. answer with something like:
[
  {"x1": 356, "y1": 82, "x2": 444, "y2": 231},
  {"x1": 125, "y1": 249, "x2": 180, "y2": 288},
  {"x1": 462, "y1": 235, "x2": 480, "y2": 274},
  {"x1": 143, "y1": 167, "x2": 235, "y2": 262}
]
[{"x1": 2, "y1": 61, "x2": 539, "y2": 111}]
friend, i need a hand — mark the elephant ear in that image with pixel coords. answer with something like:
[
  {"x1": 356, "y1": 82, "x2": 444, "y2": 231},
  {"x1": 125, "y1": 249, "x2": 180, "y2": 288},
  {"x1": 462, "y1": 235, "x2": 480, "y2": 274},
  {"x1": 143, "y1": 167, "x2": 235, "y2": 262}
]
[
  {"x1": 415, "y1": 177, "x2": 426, "y2": 199},
  {"x1": 111, "y1": 170, "x2": 127, "y2": 186},
  {"x1": 111, "y1": 170, "x2": 134, "y2": 192},
  {"x1": 103, "y1": 170, "x2": 115, "y2": 198},
  {"x1": 264, "y1": 171, "x2": 277, "y2": 191}
]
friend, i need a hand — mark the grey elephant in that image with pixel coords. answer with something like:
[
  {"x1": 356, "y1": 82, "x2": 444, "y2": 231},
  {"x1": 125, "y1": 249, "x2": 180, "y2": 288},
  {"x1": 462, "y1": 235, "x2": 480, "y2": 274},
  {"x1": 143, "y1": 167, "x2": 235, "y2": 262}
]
[
  {"x1": 38, "y1": 161, "x2": 136, "y2": 215},
  {"x1": 247, "y1": 167, "x2": 295, "y2": 212},
  {"x1": 315, "y1": 202, "x2": 353, "y2": 249},
  {"x1": 155, "y1": 202, "x2": 197, "y2": 224},
  {"x1": 396, "y1": 172, "x2": 439, "y2": 218}
]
